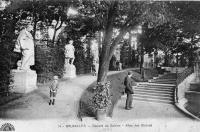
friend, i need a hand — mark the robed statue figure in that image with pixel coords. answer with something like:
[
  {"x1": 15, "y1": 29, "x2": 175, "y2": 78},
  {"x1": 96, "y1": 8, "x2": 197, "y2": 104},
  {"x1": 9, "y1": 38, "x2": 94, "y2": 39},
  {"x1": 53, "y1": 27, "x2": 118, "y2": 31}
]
[{"x1": 14, "y1": 24, "x2": 35, "y2": 70}]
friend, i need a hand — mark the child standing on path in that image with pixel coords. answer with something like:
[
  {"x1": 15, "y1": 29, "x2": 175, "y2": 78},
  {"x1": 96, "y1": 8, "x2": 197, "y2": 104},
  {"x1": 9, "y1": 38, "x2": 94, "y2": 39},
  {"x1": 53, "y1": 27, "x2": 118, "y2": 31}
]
[{"x1": 49, "y1": 76, "x2": 59, "y2": 105}]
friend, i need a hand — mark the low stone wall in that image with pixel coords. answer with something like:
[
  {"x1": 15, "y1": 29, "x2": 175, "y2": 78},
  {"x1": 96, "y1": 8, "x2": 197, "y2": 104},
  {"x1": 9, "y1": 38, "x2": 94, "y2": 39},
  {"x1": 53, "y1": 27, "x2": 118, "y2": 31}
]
[
  {"x1": 186, "y1": 91, "x2": 200, "y2": 105},
  {"x1": 176, "y1": 72, "x2": 200, "y2": 120},
  {"x1": 185, "y1": 91, "x2": 200, "y2": 119},
  {"x1": 177, "y1": 73, "x2": 196, "y2": 100},
  {"x1": 190, "y1": 82, "x2": 200, "y2": 92}
]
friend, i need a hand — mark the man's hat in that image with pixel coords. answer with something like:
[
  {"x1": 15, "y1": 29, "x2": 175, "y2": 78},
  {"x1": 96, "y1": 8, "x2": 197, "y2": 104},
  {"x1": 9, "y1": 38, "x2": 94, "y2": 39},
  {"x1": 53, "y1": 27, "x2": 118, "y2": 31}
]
[{"x1": 53, "y1": 76, "x2": 58, "y2": 80}]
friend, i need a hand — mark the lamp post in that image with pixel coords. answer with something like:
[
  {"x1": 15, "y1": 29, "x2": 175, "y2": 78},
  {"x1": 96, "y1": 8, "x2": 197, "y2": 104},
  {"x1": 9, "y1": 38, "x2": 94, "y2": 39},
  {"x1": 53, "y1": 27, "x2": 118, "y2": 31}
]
[
  {"x1": 135, "y1": 25, "x2": 143, "y2": 80},
  {"x1": 131, "y1": 25, "x2": 143, "y2": 79}
]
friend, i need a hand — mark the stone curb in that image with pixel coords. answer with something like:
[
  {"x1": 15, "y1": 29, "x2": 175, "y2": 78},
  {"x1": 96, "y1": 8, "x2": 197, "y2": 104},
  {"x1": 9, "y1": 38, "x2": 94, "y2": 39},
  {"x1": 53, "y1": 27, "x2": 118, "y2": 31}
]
[
  {"x1": 0, "y1": 93, "x2": 23, "y2": 106},
  {"x1": 175, "y1": 98, "x2": 200, "y2": 121}
]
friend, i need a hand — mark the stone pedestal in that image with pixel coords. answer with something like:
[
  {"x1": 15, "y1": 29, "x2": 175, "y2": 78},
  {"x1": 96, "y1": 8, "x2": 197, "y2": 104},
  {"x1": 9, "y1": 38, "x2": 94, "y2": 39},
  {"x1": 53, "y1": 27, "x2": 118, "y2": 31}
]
[
  {"x1": 10, "y1": 70, "x2": 37, "y2": 93},
  {"x1": 63, "y1": 64, "x2": 76, "y2": 79}
]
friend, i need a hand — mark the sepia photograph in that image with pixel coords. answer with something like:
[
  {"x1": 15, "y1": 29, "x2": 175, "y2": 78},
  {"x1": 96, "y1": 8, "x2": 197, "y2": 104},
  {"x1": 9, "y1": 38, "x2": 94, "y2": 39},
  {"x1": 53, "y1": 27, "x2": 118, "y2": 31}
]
[{"x1": 0, "y1": 0, "x2": 200, "y2": 131}]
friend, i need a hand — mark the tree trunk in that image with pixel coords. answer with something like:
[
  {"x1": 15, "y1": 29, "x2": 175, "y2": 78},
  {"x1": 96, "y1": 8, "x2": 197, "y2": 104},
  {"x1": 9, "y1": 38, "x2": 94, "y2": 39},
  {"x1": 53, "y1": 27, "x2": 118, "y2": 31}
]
[
  {"x1": 153, "y1": 48, "x2": 158, "y2": 68},
  {"x1": 140, "y1": 42, "x2": 144, "y2": 74},
  {"x1": 98, "y1": 31, "x2": 103, "y2": 57},
  {"x1": 96, "y1": 1, "x2": 133, "y2": 83},
  {"x1": 97, "y1": 59, "x2": 109, "y2": 83},
  {"x1": 32, "y1": 1, "x2": 37, "y2": 40},
  {"x1": 164, "y1": 52, "x2": 168, "y2": 66},
  {"x1": 176, "y1": 53, "x2": 179, "y2": 67},
  {"x1": 128, "y1": 42, "x2": 132, "y2": 67},
  {"x1": 33, "y1": 20, "x2": 37, "y2": 40},
  {"x1": 52, "y1": 21, "x2": 59, "y2": 44},
  {"x1": 52, "y1": 6, "x2": 65, "y2": 44},
  {"x1": 188, "y1": 54, "x2": 194, "y2": 67},
  {"x1": 96, "y1": 2, "x2": 117, "y2": 83},
  {"x1": 97, "y1": 29, "x2": 113, "y2": 83}
]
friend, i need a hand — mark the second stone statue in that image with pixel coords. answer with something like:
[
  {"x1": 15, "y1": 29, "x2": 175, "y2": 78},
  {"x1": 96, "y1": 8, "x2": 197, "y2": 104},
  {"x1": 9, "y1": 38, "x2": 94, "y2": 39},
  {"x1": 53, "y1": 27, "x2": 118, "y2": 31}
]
[{"x1": 63, "y1": 40, "x2": 76, "y2": 79}]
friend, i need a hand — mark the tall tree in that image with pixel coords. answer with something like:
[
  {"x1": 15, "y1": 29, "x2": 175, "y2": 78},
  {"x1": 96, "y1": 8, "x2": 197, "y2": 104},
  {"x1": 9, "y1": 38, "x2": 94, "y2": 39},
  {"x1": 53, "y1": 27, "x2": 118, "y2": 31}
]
[
  {"x1": 78, "y1": 0, "x2": 173, "y2": 83},
  {"x1": 6, "y1": 0, "x2": 175, "y2": 84}
]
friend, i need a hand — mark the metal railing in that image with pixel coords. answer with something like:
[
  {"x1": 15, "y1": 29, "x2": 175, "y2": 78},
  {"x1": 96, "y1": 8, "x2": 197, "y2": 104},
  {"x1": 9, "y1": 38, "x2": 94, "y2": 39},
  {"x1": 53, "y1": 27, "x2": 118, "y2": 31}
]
[{"x1": 175, "y1": 67, "x2": 194, "y2": 103}]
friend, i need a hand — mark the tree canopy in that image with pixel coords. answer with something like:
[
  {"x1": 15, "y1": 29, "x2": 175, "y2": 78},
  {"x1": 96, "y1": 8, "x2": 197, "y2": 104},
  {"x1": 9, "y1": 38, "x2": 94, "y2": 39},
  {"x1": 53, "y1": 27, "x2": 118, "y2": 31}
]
[{"x1": 1, "y1": 0, "x2": 200, "y2": 84}]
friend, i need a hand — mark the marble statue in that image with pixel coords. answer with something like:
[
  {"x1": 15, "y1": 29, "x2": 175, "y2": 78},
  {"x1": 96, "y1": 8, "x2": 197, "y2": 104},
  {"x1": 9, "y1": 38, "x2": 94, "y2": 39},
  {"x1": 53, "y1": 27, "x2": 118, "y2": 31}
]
[
  {"x1": 11, "y1": 24, "x2": 37, "y2": 94},
  {"x1": 63, "y1": 40, "x2": 76, "y2": 79},
  {"x1": 14, "y1": 24, "x2": 35, "y2": 70},
  {"x1": 65, "y1": 40, "x2": 75, "y2": 65}
]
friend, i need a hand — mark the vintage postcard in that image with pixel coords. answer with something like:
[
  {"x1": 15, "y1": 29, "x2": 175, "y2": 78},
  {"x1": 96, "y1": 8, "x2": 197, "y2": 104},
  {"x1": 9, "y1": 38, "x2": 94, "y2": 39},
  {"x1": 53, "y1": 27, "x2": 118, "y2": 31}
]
[{"x1": 0, "y1": 0, "x2": 200, "y2": 132}]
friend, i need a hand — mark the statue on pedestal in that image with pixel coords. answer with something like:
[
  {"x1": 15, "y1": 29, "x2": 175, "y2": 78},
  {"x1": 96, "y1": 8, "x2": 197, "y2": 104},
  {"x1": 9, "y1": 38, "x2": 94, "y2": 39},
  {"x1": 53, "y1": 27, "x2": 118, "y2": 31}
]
[
  {"x1": 63, "y1": 40, "x2": 76, "y2": 79},
  {"x1": 11, "y1": 24, "x2": 37, "y2": 93},
  {"x1": 14, "y1": 24, "x2": 35, "y2": 70},
  {"x1": 65, "y1": 40, "x2": 75, "y2": 65}
]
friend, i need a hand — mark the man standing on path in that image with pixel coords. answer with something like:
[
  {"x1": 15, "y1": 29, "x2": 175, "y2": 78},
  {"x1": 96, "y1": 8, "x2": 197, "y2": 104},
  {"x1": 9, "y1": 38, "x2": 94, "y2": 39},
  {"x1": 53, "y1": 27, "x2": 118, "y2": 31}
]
[{"x1": 124, "y1": 71, "x2": 135, "y2": 110}]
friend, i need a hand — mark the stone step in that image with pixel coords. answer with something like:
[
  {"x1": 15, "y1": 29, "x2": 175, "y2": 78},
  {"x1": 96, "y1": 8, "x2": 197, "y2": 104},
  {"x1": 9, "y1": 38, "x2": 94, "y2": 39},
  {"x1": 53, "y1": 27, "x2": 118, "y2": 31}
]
[
  {"x1": 149, "y1": 80, "x2": 176, "y2": 83},
  {"x1": 132, "y1": 96, "x2": 174, "y2": 104},
  {"x1": 137, "y1": 85, "x2": 175, "y2": 90},
  {"x1": 149, "y1": 80, "x2": 176, "y2": 84},
  {"x1": 151, "y1": 79, "x2": 176, "y2": 81},
  {"x1": 134, "y1": 88, "x2": 174, "y2": 94},
  {"x1": 135, "y1": 87, "x2": 174, "y2": 93},
  {"x1": 160, "y1": 73, "x2": 177, "y2": 76},
  {"x1": 158, "y1": 76, "x2": 177, "y2": 80},
  {"x1": 150, "y1": 80, "x2": 176, "y2": 83},
  {"x1": 138, "y1": 82, "x2": 176, "y2": 87},
  {"x1": 133, "y1": 93, "x2": 174, "y2": 101},
  {"x1": 157, "y1": 79, "x2": 176, "y2": 81},
  {"x1": 137, "y1": 84, "x2": 175, "y2": 89},
  {"x1": 134, "y1": 90, "x2": 173, "y2": 97},
  {"x1": 130, "y1": 74, "x2": 176, "y2": 104}
]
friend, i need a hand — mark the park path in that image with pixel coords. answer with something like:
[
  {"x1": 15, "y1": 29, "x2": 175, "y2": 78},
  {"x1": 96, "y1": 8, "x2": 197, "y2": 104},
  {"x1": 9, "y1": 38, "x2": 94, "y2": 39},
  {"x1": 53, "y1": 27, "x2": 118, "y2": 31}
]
[
  {"x1": 0, "y1": 70, "x2": 199, "y2": 132},
  {"x1": 112, "y1": 95, "x2": 193, "y2": 121},
  {"x1": 0, "y1": 70, "x2": 195, "y2": 121},
  {"x1": 112, "y1": 73, "x2": 195, "y2": 122},
  {"x1": 0, "y1": 74, "x2": 97, "y2": 120},
  {"x1": 0, "y1": 70, "x2": 124, "y2": 120}
]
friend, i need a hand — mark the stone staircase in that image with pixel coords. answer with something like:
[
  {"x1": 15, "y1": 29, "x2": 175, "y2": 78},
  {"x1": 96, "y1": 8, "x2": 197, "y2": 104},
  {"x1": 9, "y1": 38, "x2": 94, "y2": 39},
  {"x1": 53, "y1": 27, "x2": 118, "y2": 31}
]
[
  {"x1": 149, "y1": 79, "x2": 176, "y2": 85},
  {"x1": 133, "y1": 73, "x2": 176, "y2": 104}
]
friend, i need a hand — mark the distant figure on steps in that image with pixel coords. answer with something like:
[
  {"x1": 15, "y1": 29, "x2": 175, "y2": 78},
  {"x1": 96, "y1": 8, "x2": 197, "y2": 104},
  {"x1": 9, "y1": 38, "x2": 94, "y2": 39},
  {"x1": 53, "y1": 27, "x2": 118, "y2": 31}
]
[{"x1": 65, "y1": 40, "x2": 75, "y2": 65}]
